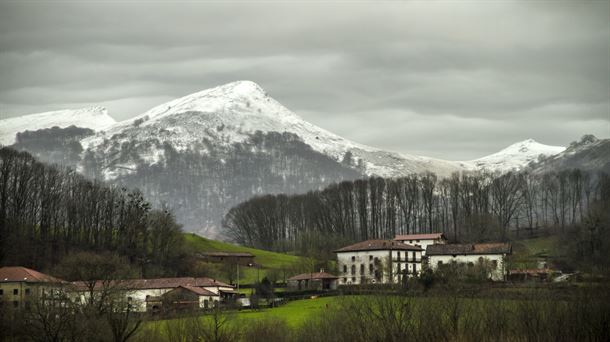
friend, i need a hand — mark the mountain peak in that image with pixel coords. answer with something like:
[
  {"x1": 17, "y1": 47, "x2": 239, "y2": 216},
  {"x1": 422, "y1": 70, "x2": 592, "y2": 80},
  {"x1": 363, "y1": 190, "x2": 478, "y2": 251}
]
[
  {"x1": 0, "y1": 107, "x2": 116, "y2": 146},
  {"x1": 470, "y1": 139, "x2": 565, "y2": 172}
]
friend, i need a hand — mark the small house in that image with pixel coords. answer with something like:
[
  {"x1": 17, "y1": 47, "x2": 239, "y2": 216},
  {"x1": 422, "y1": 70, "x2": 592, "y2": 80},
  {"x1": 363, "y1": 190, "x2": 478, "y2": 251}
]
[{"x1": 287, "y1": 271, "x2": 338, "y2": 291}]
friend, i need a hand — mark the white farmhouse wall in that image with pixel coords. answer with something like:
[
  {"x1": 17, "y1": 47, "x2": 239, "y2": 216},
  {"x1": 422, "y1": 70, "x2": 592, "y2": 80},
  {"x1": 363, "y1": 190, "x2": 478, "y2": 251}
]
[
  {"x1": 427, "y1": 254, "x2": 507, "y2": 281},
  {"x1": 337, "y1": 250, "x2": 390, "y2": 285}
]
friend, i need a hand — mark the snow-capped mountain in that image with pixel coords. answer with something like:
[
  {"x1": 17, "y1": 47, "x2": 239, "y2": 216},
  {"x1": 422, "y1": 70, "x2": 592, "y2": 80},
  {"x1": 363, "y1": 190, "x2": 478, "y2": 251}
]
[
  {"x1": 0, "y1": 106, "x2": 116, "y2": 146},
  {"x1": 529, "y1": 135, "x2": 610, "y2": 174},
  {"x1": 2, "y1": 80, "x2": 587, "y2": 236},
  {"x1": 82, "y1": 81, "x2": 462, "y2": 179},
  {"x1": 467, "y1": 139, "x2": 566, "y2": 173}
]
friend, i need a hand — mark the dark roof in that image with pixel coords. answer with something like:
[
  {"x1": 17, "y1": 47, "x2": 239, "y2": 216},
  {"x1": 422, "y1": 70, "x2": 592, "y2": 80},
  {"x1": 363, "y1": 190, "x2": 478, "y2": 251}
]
[
  {"x1": 175, "y1": 285, "x2": 218, "y2": 296},
  {"x1": 0, "y1": 266, "x2": 65, "y2": 284},
  {"x1": 334, "y1": 239, "x2": 423, "y2": 253},
  {"x1": 198, "y1": 252, "x2": 254, "y2": 258},
  {"x1": 72, "y1": 277, "x2": 233, "y2": 291},
  {"x1": 426, "y1": 243, "x2": 512, "y2": 256},
  {"x1": 394, "y1": 233, "x2": 446, "y2": 241},
  {"x1": 288, "y1": 272, "x2": 338, "y2": 281}
]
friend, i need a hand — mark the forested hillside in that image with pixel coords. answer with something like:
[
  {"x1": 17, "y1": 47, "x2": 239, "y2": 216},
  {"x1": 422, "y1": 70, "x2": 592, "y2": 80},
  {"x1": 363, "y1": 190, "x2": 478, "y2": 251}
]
[
  {"x1": 0, "y1": 147, "x2": 184, "y2": 275},
  {"x1": 224, "y1": 169, "x2": 610, "y2": 261}
]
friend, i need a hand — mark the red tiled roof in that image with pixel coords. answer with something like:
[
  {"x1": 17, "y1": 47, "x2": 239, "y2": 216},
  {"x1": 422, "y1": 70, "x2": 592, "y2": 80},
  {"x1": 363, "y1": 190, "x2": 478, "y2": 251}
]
[
  {"x1": 288, "y1": 272, "x2": 338, "y2": 281},
  {"x1": 0, "y1": 266, "x2": 65, "y2": 284},
  {"x1": 177, "y1": 285, "x2": 218, "y2": 296},
  {"x1": 426, "y1": 243, "x2": 511, "y2": 256},
  {"x1": 72, "y1": 277, "x2": 233, "y2": 291},
  {"x1": 394, "y1": 233, "x2": 445, "y2": 241},
  {"x1": 334, "y1": 239, "x2": 422, "y2": 253}
]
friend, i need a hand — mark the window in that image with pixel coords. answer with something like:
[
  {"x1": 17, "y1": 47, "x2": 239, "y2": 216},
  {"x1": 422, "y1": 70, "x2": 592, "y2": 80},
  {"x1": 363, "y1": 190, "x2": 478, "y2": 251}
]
[
  {"x1": 437, "y1": 260, "x2": 443, "y2": 266},
  {"x1": 413, "y1": 264, "x2": 417, "y2": 274},
  {"x1": 491, "y1": 260, "x2": 498, "y2": 269},
  {"x1": 343, "y1": 265, "x2": 347, "y2": 273},
  {"x1": 25, "y1": 288, "x2": 31, "y2": 295},
  {"x1": 416, "y1": 239, "x2": 420, "y2": 243},
  {"x1": 351, "y1": 265, "x2": 356, "y2": 275},
  {"x1": 13, "y1": 289, "x2": 18, "y2": 295},
  {"x1": 369, "y1": 255, "x2": 373, "y2": 261},
  {"x1": 0, "y1": 289, "x2": 3, "y2": 295},
  {"x1": 343, "y1": 277, "x2": 347, "y2": 283},
  {"x1": 352, "y1": 277, "x2": 356, "y2": 282},
  {"x1": 467, "y1": 262, "x2": 474, "y2": 268},
  {"x1": 478, "y1": 257, "x2": 484, "y2": 264},
  {"x1": 369, "y1": 264, "x2": 374, "y2": 274},
  {"x1": 13, "y1": 301, "x2": 19, "y2": 308},
  {"x1": 127, "y1": 297, "x2": 133, "y2": 302},
  {"x1": 351, "y1": 256, "x2": 356, "y2": 262},
  {"x1": 360, "y1": 264, "x2": 365, "y2": 275},
  {"x1": 412, "y1": 251, "x2": 416, "y2": 260}
]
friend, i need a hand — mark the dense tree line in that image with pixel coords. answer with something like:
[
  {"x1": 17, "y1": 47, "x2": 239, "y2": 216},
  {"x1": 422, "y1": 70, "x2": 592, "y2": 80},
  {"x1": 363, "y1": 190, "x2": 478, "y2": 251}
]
[
  {"x1": 224, "y1": 169, "x2": 609, "y2": 254},
  {"x1": 0, "y1": 147, "x2": 184, "y2": 275}
]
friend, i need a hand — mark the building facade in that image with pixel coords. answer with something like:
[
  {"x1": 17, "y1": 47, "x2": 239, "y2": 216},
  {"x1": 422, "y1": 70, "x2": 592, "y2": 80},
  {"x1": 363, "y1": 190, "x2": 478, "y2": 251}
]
[
  {"x1": 426, "y1": 243, "x2": 512, "y2": 281},
  {"x1": 0, "y1": 266, "x2": 66, "y2": 309},
  {"x1": 394, "y1": 233, "x2": 446, "y2": 256},
  {"x1": 334, "y1": 240, "x2": 423, "y2": 285}
]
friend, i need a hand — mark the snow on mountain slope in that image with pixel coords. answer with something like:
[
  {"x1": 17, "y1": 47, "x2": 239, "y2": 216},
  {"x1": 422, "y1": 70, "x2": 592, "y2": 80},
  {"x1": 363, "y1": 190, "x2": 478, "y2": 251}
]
[
  {"x1": 467, "y1": 139, "x2": 565, "y2": 173},
  {"x1": 82, "y1": 81, "x2": 464, "y2": 178},
  {"x1": 0, "y1": 106, "x2": 116, "y2": 146}
]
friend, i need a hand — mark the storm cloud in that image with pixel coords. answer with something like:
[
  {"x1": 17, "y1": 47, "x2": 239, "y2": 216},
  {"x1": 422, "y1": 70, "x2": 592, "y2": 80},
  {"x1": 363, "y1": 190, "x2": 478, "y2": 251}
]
[{"x1": 0, "y1": 0, "x2": 608, "y2": 159}]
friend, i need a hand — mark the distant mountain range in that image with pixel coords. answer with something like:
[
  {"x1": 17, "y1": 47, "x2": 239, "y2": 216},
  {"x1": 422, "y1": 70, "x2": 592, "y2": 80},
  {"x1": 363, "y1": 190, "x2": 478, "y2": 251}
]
[{"x1": 1, "y1": 80, "x2": 607, "y2": 236}]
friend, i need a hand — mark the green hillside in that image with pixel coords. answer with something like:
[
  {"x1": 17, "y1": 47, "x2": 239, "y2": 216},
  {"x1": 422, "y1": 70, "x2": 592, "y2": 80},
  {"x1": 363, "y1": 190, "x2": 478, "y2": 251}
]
[
  {"x1": 510, "y1": 235, "x2": 560, "y2": 269},
  {"x1": 183, "y1": 233, "x2": 304, "y2": 285}
]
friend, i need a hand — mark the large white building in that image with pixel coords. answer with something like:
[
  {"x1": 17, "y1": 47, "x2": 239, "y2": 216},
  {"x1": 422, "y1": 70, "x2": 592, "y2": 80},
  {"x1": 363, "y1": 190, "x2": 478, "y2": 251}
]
[
  {"x1": 72, "y1": 277, "x2": 234, "y2": 312},
  {"x1": 394, "y1": 233, "x2": 447, "y2": 256},
  {"x1": 426, "y1": 243, "x2": 512, "y2": 281},
  {"x1": 334, "y1": 239, "x2": 423, "y2": 285}
]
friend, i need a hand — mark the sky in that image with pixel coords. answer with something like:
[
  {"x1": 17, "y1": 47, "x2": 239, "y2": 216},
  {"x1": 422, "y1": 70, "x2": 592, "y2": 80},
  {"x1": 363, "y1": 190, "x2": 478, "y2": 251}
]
[{"x1": 0, "y1": 0, "x2": 608, "y2": 160}]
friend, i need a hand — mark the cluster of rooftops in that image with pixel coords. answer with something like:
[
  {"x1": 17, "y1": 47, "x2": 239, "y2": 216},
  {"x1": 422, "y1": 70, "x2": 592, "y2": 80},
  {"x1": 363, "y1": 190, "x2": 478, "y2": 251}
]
[{"x1": 333, "y1": 233, "x2": 511, "y2": 256}]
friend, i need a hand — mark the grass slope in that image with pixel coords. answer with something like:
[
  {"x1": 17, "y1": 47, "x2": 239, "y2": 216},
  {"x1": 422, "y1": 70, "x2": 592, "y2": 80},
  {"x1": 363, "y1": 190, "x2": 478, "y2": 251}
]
[
  {"x1": 510, "y1": 235, "x2": 560, "y2": 269},
  {"x1": 184, "y1": 233, "x2": 303, "y2": 285}
]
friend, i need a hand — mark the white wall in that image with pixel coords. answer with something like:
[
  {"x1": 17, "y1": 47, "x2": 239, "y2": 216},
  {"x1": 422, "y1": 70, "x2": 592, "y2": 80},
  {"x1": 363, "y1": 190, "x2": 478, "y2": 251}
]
[
  {"x1": 75, "y1": 285, "x2": 226, "y2": 312},
  {"x1": 427, "y1": 254, "x2": 507, "y2": 281}
]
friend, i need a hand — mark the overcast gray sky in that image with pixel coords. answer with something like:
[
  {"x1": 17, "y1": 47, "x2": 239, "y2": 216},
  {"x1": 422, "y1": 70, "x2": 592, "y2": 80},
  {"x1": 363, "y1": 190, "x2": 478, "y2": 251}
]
[{"x1": 1, "y1": 0, "x2": 608, "y2": 160}]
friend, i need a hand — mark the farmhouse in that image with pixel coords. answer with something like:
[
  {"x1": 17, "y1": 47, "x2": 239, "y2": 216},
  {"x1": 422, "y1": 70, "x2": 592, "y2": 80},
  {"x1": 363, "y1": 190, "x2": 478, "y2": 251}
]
[
  {"x1": 0, "y1": 266, "x2": 66, "y2": 309},
  {"x1": 146, "y1": 285, "x2": 219, "y2": 314},
  {"x1": 334, "y1": 239, "x2": 423, "y2": 285},
  {"x1": 197, "y1": 251, "x2": 256, "y2": 266},
  {"x1": 426, "y1": 243, "x2": 512, "y2": 281},
  {"x1": 394, "y1": 233, "x2": 447, "y2": 256},
  {"x1": 287, "y1": 271, "x2": 338, "y2": 291},
  {"x1": 72, "y1": 276, "x2": 234, "y2": 312}
]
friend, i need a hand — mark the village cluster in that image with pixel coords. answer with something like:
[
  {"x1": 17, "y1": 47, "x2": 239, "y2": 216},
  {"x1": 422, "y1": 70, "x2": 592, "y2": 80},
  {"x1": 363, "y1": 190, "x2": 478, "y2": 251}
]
[{"x1": 1, "y1": 233, "x2": 512, "y2": 313}]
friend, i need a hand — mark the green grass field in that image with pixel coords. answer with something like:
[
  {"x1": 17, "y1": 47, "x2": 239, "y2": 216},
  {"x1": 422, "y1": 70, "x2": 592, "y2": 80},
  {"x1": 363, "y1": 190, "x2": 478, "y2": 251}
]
[
  {"x1": 183, "y1": 233, "x2": 304, "y2": 284},
  {"x1": 234, "y1": 296, "x2": 337, "y2": 326},
  {"x1": 510, "y1": 235, "x2": 560, "y2": 269}
]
